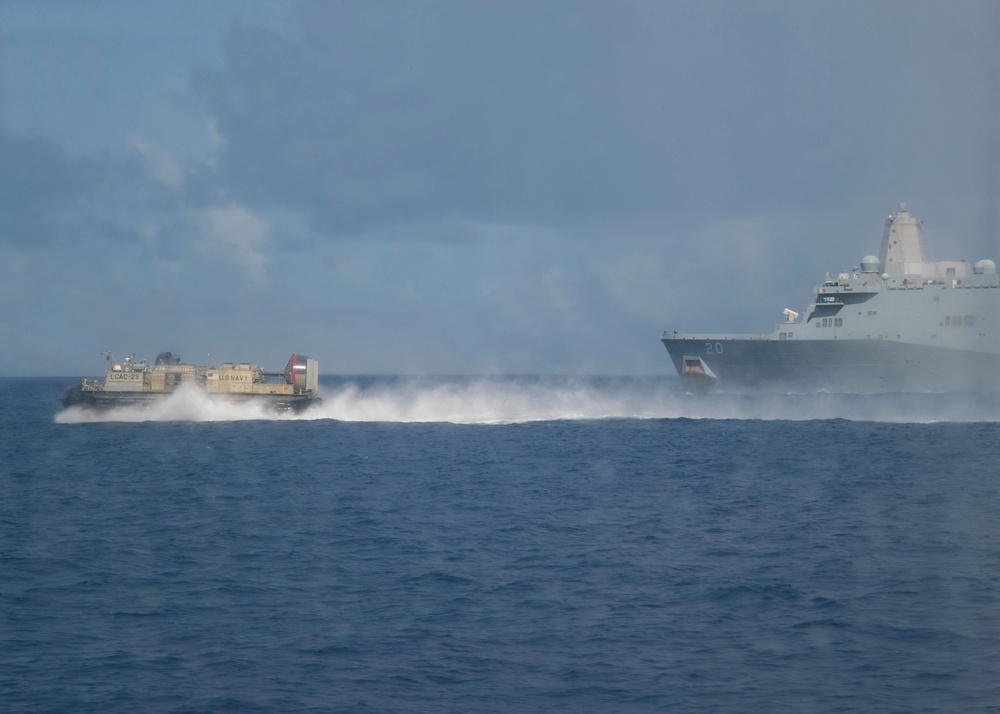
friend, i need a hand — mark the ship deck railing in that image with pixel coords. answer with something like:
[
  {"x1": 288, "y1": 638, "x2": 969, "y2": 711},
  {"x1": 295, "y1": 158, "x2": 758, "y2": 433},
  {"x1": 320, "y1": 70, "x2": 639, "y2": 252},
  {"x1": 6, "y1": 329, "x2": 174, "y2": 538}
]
[{"x1": 662, "y1": 332, "x2": 772, "y2": 340}]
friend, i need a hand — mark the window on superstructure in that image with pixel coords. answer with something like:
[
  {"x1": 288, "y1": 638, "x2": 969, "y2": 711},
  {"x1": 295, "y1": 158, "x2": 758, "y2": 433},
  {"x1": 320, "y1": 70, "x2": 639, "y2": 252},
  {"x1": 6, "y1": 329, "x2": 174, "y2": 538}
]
[
  {"x1": 834, "y1": 318, "x2": 843, "y2": 327},
  {"x1": 965, "y1": 315, "x2": 975, "y2": 326},
  {"x1": 947, "y1": 268, "x2": 956, "y2": 277},
  {"x1": 953, "y1": 315, "x2": 963, "y2": 327}
]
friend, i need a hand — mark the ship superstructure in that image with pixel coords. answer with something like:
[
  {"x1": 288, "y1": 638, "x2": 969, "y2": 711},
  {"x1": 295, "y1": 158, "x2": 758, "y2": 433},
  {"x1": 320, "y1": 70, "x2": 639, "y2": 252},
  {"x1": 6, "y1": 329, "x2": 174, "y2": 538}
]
[
  {"x1": 61, "y1": 352, "x2": 320, "y2": 411},
  {"x1": 662, "y1": 204, "x2": 1000, "y2": 391}
]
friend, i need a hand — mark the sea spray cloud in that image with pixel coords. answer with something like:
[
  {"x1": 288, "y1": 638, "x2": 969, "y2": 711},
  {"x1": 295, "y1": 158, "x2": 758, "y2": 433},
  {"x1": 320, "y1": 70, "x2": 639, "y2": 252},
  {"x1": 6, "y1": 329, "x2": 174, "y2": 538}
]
[{"x1": 54, "y1": 376, "x2": 1000, "y2": 425}]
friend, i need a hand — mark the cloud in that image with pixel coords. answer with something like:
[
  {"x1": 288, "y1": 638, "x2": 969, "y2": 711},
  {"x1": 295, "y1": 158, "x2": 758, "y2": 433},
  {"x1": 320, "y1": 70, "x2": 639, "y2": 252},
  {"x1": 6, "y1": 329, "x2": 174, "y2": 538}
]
[
  {"x1": 0, "y1": 128, "x2": 88, "y2": 246},
  {"x1": 0, "y1": 123, "x2": 196, "y2": 256},
  {"x1": 188, "y1": 2, "x2": 861, "y2": 240},
  {"x1": 542, "y1": 267, "x2": 573, "y2": 310},
  {"x1": 128, "y1": 136, "x2": 185, "y2": 187},
  {"x1": 202, "y1": 204, "x2": 270, "y2": 280},
  {"x1": 5, "y1": 0, "x2": 1000, "y2": 377},
  {"x1": 602, "y1": 254, "x2": 675, "y2": 320}
]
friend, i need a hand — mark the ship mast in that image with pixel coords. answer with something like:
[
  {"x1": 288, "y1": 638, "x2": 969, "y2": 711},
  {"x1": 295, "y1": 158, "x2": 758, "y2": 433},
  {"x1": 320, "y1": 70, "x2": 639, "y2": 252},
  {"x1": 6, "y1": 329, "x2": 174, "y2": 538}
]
[{"x1": 879, "y1": 202, "x2": 928, "y2": 278}]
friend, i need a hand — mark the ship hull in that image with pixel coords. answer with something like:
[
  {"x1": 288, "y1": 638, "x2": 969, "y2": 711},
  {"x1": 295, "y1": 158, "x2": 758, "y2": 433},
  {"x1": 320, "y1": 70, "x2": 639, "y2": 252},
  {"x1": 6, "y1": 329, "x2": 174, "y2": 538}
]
[{"x1": 662, "y1": 334, "x2": 1000, "y2": 393}]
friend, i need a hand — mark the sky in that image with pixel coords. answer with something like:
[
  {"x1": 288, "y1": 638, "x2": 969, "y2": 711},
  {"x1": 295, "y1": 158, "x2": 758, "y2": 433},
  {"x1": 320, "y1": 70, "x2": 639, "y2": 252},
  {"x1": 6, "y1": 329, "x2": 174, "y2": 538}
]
[{"x1": 2, "y1": 0, "x2": 999, "y2": 376}]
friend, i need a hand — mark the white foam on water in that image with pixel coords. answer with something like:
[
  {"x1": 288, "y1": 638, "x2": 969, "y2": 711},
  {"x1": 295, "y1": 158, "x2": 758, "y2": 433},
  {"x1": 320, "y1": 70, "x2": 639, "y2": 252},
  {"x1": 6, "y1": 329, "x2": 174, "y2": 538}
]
[
  {"x1": 308, "y1": 379, "x2": 669, "y2": 423},
  {"x1": 53, "y1": 377, "x2": 1000, "y2": 424}
]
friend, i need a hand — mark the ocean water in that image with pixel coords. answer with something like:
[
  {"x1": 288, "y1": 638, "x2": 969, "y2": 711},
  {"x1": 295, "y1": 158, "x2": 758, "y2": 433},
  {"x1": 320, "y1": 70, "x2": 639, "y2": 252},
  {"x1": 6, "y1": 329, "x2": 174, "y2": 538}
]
[{"x1": 3, "y1": 376, "x2": 1000, "y2": 712}]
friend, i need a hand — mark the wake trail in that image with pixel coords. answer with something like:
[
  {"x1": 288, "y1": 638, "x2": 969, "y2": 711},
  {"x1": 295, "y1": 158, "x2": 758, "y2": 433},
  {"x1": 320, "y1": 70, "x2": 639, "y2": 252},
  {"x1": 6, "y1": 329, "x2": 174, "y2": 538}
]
[{"x1": 53, "y1": 377, "x2": 1000, "y2": 424}]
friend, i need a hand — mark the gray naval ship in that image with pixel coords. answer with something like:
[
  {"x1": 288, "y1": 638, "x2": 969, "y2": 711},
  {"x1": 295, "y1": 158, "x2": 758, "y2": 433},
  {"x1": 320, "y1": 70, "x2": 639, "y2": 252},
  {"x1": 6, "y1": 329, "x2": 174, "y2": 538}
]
[
  {"x1": 61, "y1": 352, "x2": 321, "y2": 411},
  {"x1": 662, "y1": 203, "x2": 1000, "y2": 392}
]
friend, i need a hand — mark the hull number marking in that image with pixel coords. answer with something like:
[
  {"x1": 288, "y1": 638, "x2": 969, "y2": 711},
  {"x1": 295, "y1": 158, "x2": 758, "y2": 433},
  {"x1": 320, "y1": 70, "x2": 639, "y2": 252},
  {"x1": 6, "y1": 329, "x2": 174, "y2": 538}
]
[{"x1": 706, "y1": 342, "x2": 724, "y2": 354}]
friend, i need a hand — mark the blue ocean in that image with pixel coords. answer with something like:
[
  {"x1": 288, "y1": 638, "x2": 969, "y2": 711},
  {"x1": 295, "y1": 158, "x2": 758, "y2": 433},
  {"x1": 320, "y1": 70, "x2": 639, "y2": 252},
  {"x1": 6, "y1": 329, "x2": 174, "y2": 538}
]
[{"x1": 3, "y1": 376, "x2": 1000, "y2": 712}]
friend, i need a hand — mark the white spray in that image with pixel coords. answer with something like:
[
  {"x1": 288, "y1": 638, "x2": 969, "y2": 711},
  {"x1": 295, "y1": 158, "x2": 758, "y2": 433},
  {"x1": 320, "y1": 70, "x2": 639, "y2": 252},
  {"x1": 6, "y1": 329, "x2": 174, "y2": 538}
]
[{"x1": 53, "y1": 377, "x2": 1000, "y2": 425}]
